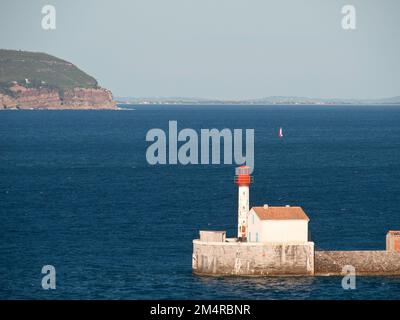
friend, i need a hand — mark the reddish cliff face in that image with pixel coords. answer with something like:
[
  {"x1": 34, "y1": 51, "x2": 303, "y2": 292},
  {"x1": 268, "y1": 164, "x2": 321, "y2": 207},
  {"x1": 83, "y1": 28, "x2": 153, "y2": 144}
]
[
  {"x1": 0, "y1": 92, "x2": 17, "y2": 108},
  {"x1": 62, "y1": 87, "x2": 116, "y2": 109},
  {"x1": 0, "y1": 83, "x2": 117, "y2": 110}
]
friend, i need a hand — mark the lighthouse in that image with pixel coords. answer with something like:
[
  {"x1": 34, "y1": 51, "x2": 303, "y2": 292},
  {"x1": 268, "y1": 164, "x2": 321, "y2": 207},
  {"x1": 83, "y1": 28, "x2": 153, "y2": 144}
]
[{"x1": 235, "y1": 166, "x2": 252, "y2": 241}]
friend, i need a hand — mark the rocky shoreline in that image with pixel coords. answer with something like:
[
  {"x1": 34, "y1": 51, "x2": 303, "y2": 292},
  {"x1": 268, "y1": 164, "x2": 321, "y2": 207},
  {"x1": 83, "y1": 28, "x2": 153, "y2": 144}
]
[{"x1": 0, "y1": 83, "x2": 118, "y2": 110}]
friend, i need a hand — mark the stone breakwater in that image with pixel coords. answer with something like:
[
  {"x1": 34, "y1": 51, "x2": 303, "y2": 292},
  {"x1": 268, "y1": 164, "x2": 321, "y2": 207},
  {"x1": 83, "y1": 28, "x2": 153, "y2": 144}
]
[
  {"x1": 192, "y1": 231, "x2": 400, "y2": 276},
  {"x1": 192, "y1": 239, "x2": 315, "y2": 276},
  {"x1": 315, "y1": 251, "x2": 400, "y2": 276},
  {"x1": 0, "y1": 84, "x2": 117, "y2": 110}
]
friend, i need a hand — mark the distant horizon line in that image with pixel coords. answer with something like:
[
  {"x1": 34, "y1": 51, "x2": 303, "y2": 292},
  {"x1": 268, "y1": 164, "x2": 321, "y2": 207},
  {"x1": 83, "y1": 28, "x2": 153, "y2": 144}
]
[
  {"x1": 114, "y1": 95, "x2": 400, "y2": 105},
  {"x1": 115, "y1": 94, "x2": 400, "y2": 100}
]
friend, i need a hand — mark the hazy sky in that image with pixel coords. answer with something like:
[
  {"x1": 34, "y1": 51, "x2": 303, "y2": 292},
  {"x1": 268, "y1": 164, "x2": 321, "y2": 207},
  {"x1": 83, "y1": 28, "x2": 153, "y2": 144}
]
[{"x1": 0, "y1": 0, "x2": 399, "y2": 99}]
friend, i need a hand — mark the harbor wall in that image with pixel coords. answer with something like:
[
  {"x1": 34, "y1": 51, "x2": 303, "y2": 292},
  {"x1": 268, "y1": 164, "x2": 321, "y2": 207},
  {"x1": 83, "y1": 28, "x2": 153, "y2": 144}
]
[
  {"x1": 315, "y1": 250, "x2": 400, "y2": 275},
  {"x1": 192, "y1": 239, "x2": 314, "y2": 276}
]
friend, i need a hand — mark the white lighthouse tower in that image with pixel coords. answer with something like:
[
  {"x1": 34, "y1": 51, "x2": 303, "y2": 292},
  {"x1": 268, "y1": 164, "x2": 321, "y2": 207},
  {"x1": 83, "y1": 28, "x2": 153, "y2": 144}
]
[{"x1": 235, "y1": 166, "x2": 252, "y2": 241}]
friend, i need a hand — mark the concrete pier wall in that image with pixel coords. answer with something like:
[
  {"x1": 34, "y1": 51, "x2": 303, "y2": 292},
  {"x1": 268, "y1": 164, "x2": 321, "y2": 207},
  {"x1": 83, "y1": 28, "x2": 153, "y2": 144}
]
[
  {"x1": 192, "y1": 239, "x2": 314, "y2": 276},
  {"x1": 315, "y1": 250, "x2": 400, "y2": 275}
]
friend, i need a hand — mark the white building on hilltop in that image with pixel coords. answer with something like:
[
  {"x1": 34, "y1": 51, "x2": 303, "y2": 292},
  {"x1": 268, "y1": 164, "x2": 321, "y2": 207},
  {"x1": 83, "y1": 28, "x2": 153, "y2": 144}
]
[{"x1": 247, "y1": 205, "x2": 310, "y2": 243}]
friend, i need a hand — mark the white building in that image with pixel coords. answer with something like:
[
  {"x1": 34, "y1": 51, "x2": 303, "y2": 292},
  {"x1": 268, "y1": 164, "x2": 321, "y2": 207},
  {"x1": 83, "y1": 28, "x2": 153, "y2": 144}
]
[{"x1": 247, "y1": 205, "x2": 310, "y2": 243}]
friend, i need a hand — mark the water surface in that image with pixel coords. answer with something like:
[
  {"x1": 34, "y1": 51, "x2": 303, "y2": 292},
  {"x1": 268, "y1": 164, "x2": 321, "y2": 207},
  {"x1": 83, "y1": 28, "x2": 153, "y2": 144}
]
[{"x1": 1, "y1": 105, "x2": 400, "y2": 299}]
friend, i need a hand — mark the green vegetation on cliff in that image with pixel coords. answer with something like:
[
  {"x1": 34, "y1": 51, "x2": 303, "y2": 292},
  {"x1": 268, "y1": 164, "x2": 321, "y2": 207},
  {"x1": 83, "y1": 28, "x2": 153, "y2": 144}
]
[{"x1": 0, "y1": 49, "x2": 98, "y2": 93}]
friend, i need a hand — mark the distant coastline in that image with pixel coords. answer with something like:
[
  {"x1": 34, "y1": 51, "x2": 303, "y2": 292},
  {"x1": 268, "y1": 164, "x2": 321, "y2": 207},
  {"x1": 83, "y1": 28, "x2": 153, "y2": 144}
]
[{"x1": 116, "y1": 96, "x2": 400, "y2": 106}]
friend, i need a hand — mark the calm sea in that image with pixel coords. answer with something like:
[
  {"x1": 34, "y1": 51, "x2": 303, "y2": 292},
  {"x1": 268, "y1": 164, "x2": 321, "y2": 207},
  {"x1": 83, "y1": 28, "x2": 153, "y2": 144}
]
[{"x1": 1, "y1": 105, "x2": 400, "y2": 299}]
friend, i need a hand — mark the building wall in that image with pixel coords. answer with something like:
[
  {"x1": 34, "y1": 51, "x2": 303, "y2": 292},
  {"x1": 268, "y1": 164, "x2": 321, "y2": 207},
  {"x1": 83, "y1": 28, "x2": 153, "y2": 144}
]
[
  {"x1": 247, "y1": 209, "x2": 262, "y2": 242},
  {"x1": 193, "y1": 239, "x2": 315, "y2": 276},
  {"x1": 247, "y1": 209, "x2": 308, "y2": 243},
  {"x1": 199, "y1": 231, "x2": 226, "y2": 242},
  {"x1": 386, "y1": 231, "x2": 400, "y2": 252},
  {"x1": 262, "y1": 220, "x2": 308, "y2": 242}
]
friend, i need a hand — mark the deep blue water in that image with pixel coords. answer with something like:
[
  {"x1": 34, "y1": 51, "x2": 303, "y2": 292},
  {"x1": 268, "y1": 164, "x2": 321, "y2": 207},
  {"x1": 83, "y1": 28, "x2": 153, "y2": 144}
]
[{"x1": 1, "y1": 105, "x2": 400, "y2": 299}]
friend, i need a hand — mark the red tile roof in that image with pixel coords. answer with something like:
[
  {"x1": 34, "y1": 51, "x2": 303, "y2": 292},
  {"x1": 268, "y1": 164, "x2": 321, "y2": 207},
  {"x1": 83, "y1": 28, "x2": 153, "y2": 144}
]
[{"x1": 252, "y1": 206, "x2": 309, "y2": 221}]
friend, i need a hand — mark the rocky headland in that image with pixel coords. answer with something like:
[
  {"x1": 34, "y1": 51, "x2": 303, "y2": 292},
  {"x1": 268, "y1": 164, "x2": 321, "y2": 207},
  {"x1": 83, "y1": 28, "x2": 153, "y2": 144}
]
[{"x1": 0, "y1": 49, "x2": 117, "y2": 110}]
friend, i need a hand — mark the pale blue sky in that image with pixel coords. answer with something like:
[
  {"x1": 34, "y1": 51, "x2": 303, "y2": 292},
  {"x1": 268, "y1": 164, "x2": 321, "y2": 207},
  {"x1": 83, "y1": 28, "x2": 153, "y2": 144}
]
[{"x1": 0, "y1": 0, "x2": 399, "y2": 99}]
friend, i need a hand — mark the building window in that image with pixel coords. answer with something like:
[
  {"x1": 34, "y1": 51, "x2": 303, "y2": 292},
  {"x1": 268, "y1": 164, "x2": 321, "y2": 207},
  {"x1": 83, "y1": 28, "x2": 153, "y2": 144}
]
[
  {"x1": 249, "y1": 232, "x2": 251, "y2": 242},
  {"x1": 252, "y1": 214, "x2": 255, "y2": 224},
  {"x1": 256, "y1": 232, "x2": 259, "y2": 242}
]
